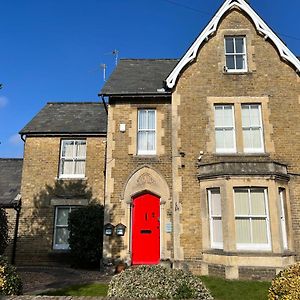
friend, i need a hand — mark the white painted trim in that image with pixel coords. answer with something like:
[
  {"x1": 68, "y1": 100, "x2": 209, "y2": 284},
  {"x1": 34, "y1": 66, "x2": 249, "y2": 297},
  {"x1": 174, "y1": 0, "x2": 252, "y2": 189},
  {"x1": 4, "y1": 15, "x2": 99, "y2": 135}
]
[
  {"x1": 279, "y1": 189, "x2": 288, "y2": 250},
  {"x1": 166, "y1": 0, "x2": 300, "y2": 88}
]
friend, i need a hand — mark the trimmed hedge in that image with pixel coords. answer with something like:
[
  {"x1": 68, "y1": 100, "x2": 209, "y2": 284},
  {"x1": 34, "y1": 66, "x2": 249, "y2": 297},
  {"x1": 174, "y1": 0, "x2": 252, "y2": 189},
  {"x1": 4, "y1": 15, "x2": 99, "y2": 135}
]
[
  {"x1": 108, "y1": 265, "x2": 213, "y2": 299},
  {"x1": 68, "y1": 204, "x2": 104, "y2": 268},
  {"x1": 0, "y1": 256, "x2": 22, "y2": 295},
  {"x1": 268, "y1": 262, "x2": 300, "y2": 300},
  {"x1": 0, "y1": 208, "x2": 9, "y2": 255}
]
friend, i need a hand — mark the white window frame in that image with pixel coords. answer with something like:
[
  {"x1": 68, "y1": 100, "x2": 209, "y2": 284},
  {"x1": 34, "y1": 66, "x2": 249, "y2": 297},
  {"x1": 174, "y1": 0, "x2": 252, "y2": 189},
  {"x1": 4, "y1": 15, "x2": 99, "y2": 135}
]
[
  {"x1": 59, "y1": 139, "x2": 86, "y2": 179},
  {"x1": 137, "y1": 109, "x2": 156, "y2": 155},
  {"x1": 208, "y1": 188, "x2": 223, "y2": 249},
  {"x1": 224, "y1": 36, "x2": 247, "y2": 72},
  {"x1": 241, "y1": 104, "x2": 264, "y2": 153},
  {"x1": 53, "y1": 206, "x2": 76, "y2": 250},
  {"x1": 234, "y1": 188, "x2": 271, "y2": 251},
  {"x1": 279, "y1": 188, "x2": 288, "y2": 250},
  {"x1": 214, "y1": 104, "x2": 236, "y2": 153}
]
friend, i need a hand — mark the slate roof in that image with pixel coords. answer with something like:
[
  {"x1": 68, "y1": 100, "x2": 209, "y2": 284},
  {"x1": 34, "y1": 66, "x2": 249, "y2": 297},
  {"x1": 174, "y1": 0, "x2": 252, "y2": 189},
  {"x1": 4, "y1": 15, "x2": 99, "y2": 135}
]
[
  {"x1": 100, "y1": 59, "x2": 179, "y2": 96},
  {"x1": 0, "y1": 159, "x2": 23, "y2": 208},
  {"x1": 20, "y1": 102, "x2": 107, "y2": 135}
]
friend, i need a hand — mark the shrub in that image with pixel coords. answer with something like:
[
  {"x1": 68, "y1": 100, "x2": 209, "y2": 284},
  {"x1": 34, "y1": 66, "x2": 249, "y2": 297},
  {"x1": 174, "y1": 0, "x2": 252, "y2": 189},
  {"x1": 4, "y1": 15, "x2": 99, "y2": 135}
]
[
  {"x1": 0, "y1": 256, "x2": 22, "y2": 295},
  {"x1": 268, "y1": 262, "x2": 300, "y2": 300},
  {"x1": 108, "y1": 265, "x2": 213, "y2": 299},
  {"x1": 0, "y1": 208, "x2": 9, "y2": 255},
  {"x1": 68, "y1": 204, "x2": 104, "y2": 268}
]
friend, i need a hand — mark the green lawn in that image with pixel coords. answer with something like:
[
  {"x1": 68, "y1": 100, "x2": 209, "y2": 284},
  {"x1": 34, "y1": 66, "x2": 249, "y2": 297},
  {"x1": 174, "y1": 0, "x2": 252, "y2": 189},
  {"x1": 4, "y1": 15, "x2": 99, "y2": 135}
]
[
  {"x1": 40, "y1": 277, "x2": 270, "y2": 299},
  {"x1": 200, "y1": 276, "x2": 270, "y2": 300}
]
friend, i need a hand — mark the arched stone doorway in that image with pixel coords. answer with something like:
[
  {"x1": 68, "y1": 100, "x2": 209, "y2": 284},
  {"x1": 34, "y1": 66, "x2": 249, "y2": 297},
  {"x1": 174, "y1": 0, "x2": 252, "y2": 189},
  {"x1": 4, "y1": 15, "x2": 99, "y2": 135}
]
[{"x1": 120, "y1": 166, "x2": 171, "y2": 265}]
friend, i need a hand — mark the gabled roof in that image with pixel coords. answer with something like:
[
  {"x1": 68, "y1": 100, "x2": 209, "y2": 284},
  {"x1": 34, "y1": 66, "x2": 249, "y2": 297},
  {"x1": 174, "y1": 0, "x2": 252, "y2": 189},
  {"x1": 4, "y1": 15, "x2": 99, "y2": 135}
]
[
  {"x1": 20, "y1": 102, "x2": 107, "y2": 135},
  {"x1": 0, "y1": 159, "x2": 22, "y2": 208},
  {"x1": 166, "y1": 0, "x2": 300, "y2": 88},
  {"x1": 100, "y1": 59, "x2": 179, "y2": 96}
]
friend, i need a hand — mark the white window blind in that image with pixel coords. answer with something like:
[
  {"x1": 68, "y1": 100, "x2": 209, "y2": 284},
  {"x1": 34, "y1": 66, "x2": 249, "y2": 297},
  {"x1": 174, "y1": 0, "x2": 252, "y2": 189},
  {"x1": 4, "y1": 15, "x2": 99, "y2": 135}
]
[
  {"x1": 241, "y1": 104, "x2": 264, "y2": 153},
  {"x1": 208, "y1": 188, "x2": 223, "y2": 249},
  {"x1": 214, "y1": 105, "x2": 236, "y2": 153},
  {"x1": 234, "y1": 188, "x2": 271, "y2": 250},
  {"x1": 137, "y1": 109, "x2": 156, "y2": 155}
]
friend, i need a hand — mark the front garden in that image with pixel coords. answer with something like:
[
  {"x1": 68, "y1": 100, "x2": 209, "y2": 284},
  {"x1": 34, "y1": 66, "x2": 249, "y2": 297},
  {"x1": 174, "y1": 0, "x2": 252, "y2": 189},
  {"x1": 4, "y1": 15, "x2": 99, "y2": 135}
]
[{"x1": 41, "y1": 276, "x2": 270, "y2": 299}]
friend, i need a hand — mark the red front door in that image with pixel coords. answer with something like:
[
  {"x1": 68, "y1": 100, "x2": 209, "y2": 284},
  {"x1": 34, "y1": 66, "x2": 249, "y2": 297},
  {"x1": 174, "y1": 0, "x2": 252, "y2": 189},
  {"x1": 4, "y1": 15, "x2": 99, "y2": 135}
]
[{"x1": 131, "y1": 193, "x2": 160, "y2": 265}]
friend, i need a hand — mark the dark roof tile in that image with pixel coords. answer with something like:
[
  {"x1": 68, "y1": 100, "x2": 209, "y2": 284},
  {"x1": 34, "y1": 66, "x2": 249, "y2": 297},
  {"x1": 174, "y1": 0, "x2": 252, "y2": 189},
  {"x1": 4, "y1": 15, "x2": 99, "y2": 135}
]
[
  {"x1": 100, "y1": 59, "x2": 179, "y2": 95},
  {"x1": 20, "y1": 102, "x2": 107, "y2": 135},
  {"x1": 0, "y1": 159, "x2": 23, "y2": 208}
]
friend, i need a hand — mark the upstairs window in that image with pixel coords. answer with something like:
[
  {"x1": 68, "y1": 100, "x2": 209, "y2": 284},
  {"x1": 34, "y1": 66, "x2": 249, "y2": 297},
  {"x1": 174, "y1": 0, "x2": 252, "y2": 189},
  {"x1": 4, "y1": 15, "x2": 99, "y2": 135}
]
[
  {"x1": 59, "y1": 140, "x2": 86, "y2": 178},
  {"x1": 214, "y1": 104, "x2": 236, "y2": 153},
  {"x1": 241, "y1": 104, "x2": 264, "y2": 153},
  {"x1": 225, "y1": 36, "x2": 247, "y2": 72},
  {"x1": 137, "y1": 109, "x2": 156, "y2": 155}
]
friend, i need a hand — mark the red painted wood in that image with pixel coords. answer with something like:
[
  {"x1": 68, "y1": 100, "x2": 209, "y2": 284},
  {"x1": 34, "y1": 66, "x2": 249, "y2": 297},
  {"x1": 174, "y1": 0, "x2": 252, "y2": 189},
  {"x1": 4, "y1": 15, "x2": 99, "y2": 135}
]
[{"x1": 131, "y1": 193, "x2": 160, "y2": 265}]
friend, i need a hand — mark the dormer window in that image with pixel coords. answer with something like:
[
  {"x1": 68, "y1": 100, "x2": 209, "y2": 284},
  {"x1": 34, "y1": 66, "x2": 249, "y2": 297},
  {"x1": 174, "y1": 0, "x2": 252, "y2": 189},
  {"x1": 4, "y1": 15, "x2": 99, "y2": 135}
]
[{"x1": 224, "y1": 36, "x2": 247, "y2": 72}]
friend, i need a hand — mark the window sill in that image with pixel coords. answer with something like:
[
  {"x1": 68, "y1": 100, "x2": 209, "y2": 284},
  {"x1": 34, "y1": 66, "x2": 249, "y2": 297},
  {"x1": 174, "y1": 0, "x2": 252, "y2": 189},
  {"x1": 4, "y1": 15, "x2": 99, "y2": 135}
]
[
  {"x1": 203, "y1": 249, "x2": 296, "y2": 257},
  {"x1": 213, "y1": 152, "x2": 270, "y2": 157},
  {"x1": 223, "y1": 71, "x2": 252, "y2": 75},
  {"x1": 56, "y1": 177, "x2": 87, "y2": 181},
  {"x1": 51, "y1": 248, "x2": 70, "y2": 253}
]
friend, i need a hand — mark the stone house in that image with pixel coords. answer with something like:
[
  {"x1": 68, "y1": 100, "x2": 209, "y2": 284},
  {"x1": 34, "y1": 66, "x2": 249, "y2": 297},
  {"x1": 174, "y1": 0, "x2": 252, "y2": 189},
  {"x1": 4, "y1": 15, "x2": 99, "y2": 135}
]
[
  {"x1": 5, "y1": 0, "x2": 300, "y2": 280},
  {"x1": 17, "y1": 102, "x2": 107, "y2": 264}
]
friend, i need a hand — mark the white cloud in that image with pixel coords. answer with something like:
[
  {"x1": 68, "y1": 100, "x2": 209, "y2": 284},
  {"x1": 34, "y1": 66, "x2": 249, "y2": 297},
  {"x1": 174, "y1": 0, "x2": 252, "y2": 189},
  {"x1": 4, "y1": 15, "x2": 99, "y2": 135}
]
[
  {"x1": 0, "y1": 96, "x2": 8, "y2": 108},
  {"x1": 9, "y1": 134, "x2": 22, "y2": 146}
]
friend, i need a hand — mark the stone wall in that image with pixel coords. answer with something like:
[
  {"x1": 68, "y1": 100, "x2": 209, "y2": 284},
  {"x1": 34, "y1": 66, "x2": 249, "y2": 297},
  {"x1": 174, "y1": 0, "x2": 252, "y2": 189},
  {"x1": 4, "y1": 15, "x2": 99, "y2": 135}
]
[{"x1": 16, "y1": 136, "x2": 106, "y2": 265}]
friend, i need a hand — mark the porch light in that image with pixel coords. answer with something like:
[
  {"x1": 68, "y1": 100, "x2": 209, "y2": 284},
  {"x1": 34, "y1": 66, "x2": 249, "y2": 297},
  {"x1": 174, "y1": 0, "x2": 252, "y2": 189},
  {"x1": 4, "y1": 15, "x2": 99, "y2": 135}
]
[
  {"x1": 115, "y1": 223, "x2": 126, "y2": 236},
  {"x1": 104, "y1": 223, "x2": 115, "y2": 236}
]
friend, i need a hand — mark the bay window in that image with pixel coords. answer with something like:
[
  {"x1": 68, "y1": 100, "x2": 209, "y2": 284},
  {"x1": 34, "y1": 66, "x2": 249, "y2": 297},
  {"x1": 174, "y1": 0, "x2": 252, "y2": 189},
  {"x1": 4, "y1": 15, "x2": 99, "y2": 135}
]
[
  {"x1": 208, "y1": 188, "x2": 223, "y2": 249},
  {"x1": 234, "y1": 188, "x2": 271, "y2": 250}
]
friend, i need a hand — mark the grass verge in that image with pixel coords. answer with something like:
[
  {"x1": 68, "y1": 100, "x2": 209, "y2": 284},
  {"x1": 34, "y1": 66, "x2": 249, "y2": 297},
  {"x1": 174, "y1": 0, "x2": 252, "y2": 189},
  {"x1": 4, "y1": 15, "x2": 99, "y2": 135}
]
[{"x1": 200, "y1": 276, "x2": 270, "y2": 300}]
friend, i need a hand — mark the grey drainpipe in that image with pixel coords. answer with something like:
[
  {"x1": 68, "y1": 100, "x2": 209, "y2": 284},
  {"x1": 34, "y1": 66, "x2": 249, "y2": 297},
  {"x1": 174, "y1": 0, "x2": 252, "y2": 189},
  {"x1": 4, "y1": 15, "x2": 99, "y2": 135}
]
[{"x1": 99, "y1": 94, "x2": 108, "y2": 271}]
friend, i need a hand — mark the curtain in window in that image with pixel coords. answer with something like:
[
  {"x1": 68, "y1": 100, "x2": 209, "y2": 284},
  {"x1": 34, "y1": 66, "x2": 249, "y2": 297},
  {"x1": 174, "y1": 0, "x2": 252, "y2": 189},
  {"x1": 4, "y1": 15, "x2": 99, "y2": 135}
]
[
  {"x1": 55, "y1": 208, "x2": 70, "y2": 247},
  {"x1": 60, "y1": 140, "x2": 86, "y2": 177},
  {"x1": 208, "y1": 189, "x2": 223, "y2": 248},
  {"x1": 242, "y1": 105, "x2": 263, "y2": 152},
  {"x1": 138, "y1": 109, "x2": 156, "y2": 153},
  {"x1": 215, "y1": 105, "x2": 235, "y2": 152}
]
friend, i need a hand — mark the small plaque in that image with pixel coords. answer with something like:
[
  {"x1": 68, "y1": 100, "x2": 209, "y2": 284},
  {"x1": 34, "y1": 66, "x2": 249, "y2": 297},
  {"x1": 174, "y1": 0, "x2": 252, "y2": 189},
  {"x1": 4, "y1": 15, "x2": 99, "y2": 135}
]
[{"x1": 165, "y1": 223, "x2": 172, "y2": 233}]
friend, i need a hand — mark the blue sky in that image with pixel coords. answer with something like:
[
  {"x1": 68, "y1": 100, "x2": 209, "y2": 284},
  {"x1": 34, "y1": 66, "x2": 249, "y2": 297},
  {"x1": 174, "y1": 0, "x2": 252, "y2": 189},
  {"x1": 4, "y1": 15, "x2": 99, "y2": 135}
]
[{"x1": 0, "y1": 0, "x2": 299, "y2": 158}]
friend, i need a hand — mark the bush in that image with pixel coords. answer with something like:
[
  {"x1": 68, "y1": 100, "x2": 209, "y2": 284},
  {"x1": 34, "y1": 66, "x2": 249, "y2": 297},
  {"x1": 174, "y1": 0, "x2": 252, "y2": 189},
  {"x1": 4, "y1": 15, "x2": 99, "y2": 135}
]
[
  {"x1": 108, "y1": 265, "x2": 213, "y2": 299},
  {"x1": 0, "y1": 256, "x2": 22, "y2": 295},
  {"x1": 0, "y1": 208, "x2": 9, "y2": 255},
  {"x1": 268, "y1": 262, "x2": 300, "y2": 300},
  {"x1": 68, "y1": 204, "x2": 104, "y2": 268}
]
